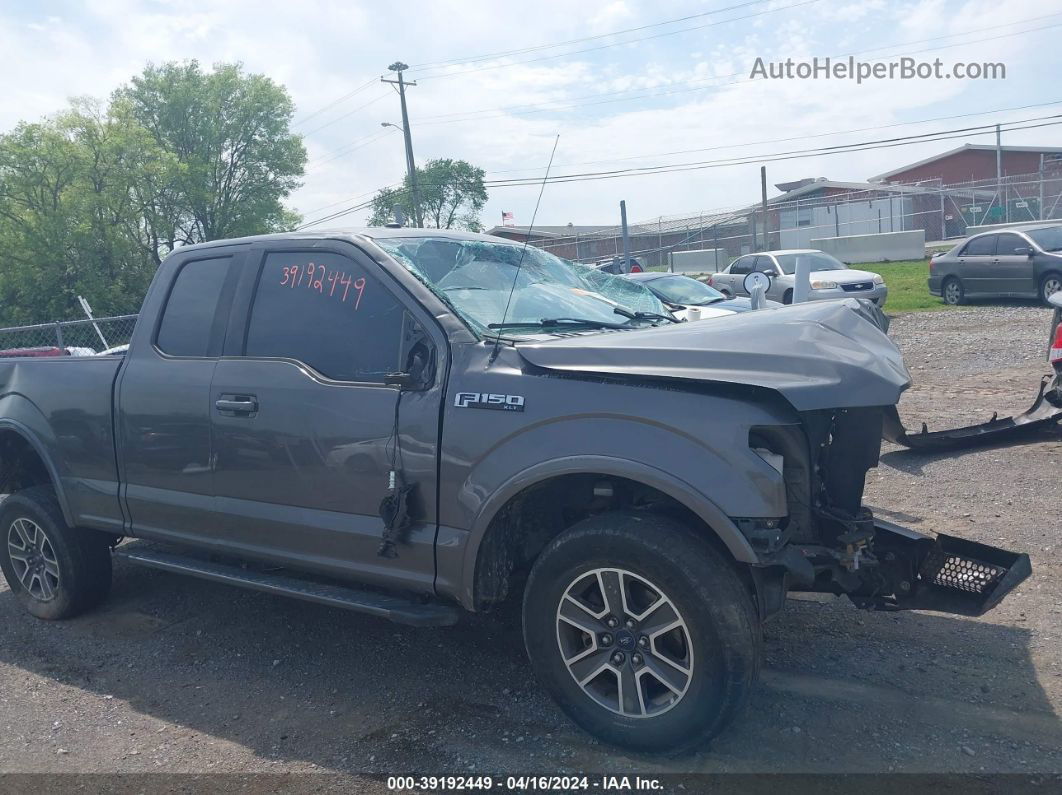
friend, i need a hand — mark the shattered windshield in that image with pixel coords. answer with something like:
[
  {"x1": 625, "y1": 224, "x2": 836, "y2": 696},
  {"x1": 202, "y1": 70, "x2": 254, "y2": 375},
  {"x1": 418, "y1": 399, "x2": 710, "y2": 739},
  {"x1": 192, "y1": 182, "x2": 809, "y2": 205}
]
[{"x1": 374, "y1": 236, "x2": 670, "y2": 335}]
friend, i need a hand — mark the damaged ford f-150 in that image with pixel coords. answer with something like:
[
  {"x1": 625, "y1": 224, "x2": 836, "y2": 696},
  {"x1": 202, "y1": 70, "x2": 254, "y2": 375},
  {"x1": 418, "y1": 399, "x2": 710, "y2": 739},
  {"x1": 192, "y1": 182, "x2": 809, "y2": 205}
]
[{"x1": 0, "y1": 228, "x2": 1030, "y2": 752}]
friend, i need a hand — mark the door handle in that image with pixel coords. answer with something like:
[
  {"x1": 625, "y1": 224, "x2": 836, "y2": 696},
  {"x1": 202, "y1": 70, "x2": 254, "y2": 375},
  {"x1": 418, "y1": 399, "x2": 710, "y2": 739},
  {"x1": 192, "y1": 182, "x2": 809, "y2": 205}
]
[{"x1": 215, "y1": 397, "x2": 258, "y2": 415}]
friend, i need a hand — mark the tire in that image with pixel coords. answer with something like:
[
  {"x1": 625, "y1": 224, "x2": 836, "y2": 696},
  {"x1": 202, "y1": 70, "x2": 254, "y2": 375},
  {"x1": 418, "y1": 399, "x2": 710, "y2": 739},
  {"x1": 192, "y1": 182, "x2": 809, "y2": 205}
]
[
  {"x1": 0, "y1": 486, "x2": 112, "y2": 620},
  {"x1": 782, "y1": 289, "x2": 793, "y2": 305},
  {"x1": 1040, "y1": 272, "x2": 1062, "y2": 306},
  {"x1": 522, "y1": 512, "x2": 761, "y2": 753},
  {"x1": 941, "y1": 277, "x2": 965, "y2": 306}
]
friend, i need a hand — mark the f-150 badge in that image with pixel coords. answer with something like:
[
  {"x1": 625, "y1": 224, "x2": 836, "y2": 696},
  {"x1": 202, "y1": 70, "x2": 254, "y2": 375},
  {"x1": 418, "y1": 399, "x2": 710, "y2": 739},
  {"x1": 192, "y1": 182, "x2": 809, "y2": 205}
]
[{"x1": 454, "y1": 392, "x2": 525, "y2": 412}]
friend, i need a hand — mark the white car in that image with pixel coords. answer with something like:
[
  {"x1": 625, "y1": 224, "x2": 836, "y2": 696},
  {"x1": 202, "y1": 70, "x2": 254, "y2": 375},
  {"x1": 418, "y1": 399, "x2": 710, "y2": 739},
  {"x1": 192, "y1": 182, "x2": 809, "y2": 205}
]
[{"x1": 709, "y1": 249, "x2": 888, "y2": 306}]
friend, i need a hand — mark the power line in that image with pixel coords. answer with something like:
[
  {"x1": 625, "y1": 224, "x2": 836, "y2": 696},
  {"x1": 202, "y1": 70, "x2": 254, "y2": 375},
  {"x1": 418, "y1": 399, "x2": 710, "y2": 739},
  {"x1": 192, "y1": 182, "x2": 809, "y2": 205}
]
[
  {"x1": 410, "y1": 12, "x2": 1062, "y2": 127},
  {"x1": 481, "y1": 117, "x2": 1062, "y2": 187},
  {"x1": 295, "y1": 114, "x2": 1062, "y2": 229},
  {"x1": 485, "y1": 99, "x2": 1062, "y2": 175},
  {"x1": 306, "y1": 129, "x2": 395, "y2": 170},
  {"x1": 407, "y1": 0, "x2": 770, "y2": 71},
  {"x1": 300, "y1": 92, "x2": 391, "y2": 137},
  {"x1": 293, "y1": 77, "x2": 380, "y2": 127},
  {"x1": 295, "y1": 114, "x2": 1062, "y2": 232},
  {"x1": 410, "y1": 0, "x2": 822, "y2": 82}
]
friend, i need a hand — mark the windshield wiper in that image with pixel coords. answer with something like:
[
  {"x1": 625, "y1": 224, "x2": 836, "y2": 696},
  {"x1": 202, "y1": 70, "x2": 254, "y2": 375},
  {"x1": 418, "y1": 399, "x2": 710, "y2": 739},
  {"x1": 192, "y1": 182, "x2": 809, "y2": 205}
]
[
  {"x1": 488, "y1": 317, "x2": 629, "y2": 330},
  {"x1": 611, "y1": 306, "x2": 679, "y2": 324}
]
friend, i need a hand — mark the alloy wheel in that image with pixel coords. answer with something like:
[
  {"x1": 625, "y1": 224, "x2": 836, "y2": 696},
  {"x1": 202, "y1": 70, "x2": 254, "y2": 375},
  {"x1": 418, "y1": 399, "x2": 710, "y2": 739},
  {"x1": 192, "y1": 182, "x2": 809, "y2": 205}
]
[
  {"x1": 7, "y1": 517, "x2": 60, "y2": 601},
  {"x1": 944, "y1": 281, "x2": 962, "y2": 305},
  {"x1": 1043, "y1": 277, "x2": 1062, "y2": 302},
  {"x1": 555, "y1": 567, "x2": 693, "y2": 718}
]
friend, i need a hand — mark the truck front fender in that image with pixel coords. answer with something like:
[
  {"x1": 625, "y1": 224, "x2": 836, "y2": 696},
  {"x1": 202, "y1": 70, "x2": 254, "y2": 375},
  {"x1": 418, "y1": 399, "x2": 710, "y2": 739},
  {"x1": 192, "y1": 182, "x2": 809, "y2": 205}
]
[{"x1": 455, "y1": 454, "x2": 760, "y2": 610}]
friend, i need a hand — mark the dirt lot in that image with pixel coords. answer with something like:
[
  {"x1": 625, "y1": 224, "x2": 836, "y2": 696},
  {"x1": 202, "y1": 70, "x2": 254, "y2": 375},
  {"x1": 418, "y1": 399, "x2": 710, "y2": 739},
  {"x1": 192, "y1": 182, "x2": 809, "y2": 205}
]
[{"x1": 1, "y1": 303, "x2": 1060, "y2": 783}]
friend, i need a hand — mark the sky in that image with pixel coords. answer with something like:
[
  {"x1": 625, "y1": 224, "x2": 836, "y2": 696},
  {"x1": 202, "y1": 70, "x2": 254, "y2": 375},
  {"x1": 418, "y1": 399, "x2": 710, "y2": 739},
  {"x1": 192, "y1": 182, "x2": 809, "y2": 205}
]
[{"x1": 1, "y1": 0, "x2": 1061, "y2": 230}]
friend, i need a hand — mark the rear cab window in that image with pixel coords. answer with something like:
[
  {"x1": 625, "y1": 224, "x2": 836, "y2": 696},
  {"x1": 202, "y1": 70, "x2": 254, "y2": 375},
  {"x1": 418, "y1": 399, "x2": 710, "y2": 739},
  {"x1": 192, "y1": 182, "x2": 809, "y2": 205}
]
[{"x1": 156, "y1": 256, "x2": 233, "y2": 357}]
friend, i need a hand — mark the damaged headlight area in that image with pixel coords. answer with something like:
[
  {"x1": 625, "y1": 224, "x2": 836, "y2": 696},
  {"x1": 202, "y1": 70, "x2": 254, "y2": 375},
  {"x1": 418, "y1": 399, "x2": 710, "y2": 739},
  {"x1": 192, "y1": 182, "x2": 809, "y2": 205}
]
[{"x1": 745, "y1": 408, "x2": 1031, "y2": 617}]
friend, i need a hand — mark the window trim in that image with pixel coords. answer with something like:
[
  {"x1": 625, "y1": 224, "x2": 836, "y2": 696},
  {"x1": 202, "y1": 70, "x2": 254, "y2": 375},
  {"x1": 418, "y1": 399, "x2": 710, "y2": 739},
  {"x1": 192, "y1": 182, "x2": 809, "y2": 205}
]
[
  {"x1": 152, "y1": 252, "x2": 241, "y2": 360},
  {"x1": 232, "y1": 242, "x2": 435, "y2": 388}
]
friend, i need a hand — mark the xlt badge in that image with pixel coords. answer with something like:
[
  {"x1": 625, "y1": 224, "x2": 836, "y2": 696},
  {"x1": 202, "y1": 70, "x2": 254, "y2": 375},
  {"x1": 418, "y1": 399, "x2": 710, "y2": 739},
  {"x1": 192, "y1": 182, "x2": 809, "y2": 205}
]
[{"x1": 454, "y1": 392, "x2": 525, "y2": 412}]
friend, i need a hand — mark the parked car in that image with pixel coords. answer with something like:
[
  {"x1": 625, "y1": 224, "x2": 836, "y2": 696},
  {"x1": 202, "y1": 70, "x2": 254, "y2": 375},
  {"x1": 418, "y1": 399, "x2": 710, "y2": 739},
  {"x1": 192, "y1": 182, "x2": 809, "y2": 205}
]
[
  {"x1": 624, "y1": 272, "x2": 781, "y2": 320},
  {"x1": 709, "y1": 249, "x2": 888, "y2": 306},
  {"x1": 589, "y1": 255, "x2": 646, "y2": 274},
  {"x1": 929, "y1": 222, "x2": 1062, "y2": 306},
  {"x1": 0, "y1": 228, "x2": 1028, "y2": 753}
]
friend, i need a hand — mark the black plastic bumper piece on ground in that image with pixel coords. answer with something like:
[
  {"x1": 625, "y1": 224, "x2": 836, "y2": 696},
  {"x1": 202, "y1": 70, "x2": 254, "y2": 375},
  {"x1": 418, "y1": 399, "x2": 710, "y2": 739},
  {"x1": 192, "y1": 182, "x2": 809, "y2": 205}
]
[
  {"x1": 114, "y1": 547, "x2": 461, "y2": 627},
  {"x1": 882, "y1": 375, "x2": 1062, "y2": 451},
  {"x1": 871, "y1": 519, "x2": 1032, "y2": 617}
]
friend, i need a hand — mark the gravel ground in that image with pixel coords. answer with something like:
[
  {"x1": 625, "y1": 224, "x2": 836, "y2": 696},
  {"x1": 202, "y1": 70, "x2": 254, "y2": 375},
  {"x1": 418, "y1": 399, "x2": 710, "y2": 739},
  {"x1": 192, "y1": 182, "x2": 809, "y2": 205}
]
[{"x1": 1, "y1": 303, "x2": 1060, "y2": 783}]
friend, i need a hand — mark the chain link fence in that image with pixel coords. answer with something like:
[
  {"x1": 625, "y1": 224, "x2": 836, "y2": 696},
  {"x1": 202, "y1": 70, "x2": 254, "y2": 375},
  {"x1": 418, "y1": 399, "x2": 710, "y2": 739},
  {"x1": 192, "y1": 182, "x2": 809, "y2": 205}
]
[{"x1": 0, "y1": 315, "x2": 138, "y2": 357}]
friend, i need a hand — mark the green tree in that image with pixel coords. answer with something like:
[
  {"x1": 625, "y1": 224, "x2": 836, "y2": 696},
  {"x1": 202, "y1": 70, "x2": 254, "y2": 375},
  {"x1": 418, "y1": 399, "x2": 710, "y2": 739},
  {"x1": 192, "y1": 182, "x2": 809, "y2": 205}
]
[
  {"x1": 0, "y1": 61, "x2": 307, "y2": 326},
  {"x1": 113, "y1": 60, "x2": 307, "y2": 258},
  {"x1": 368, "y1": 158, "x2": 487, "y2": 231}
]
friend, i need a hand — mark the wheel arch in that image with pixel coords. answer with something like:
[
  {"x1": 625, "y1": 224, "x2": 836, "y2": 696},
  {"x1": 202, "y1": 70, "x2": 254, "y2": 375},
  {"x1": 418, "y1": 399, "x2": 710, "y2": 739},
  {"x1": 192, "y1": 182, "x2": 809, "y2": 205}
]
[
  {"x1": 0, "y1": 419, "x2": 74, "y2": 526},
  {"x1": 458, "y1": 456, "x2": 758, "y2": 611}
]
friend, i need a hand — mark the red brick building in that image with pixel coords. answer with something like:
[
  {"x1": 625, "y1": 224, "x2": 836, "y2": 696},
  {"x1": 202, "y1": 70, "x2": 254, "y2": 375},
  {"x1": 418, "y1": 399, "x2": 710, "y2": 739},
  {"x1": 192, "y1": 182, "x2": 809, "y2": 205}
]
[{"x1": 870, "y1": 144, "x2": 1062, "y2": 185}]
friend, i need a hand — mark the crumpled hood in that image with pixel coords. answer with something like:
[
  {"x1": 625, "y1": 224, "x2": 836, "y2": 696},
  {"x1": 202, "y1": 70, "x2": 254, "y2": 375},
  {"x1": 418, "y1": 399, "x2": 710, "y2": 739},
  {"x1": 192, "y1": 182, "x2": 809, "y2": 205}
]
[{"x1": 516, "y1": 298, "x2": 910, "y2": 411}]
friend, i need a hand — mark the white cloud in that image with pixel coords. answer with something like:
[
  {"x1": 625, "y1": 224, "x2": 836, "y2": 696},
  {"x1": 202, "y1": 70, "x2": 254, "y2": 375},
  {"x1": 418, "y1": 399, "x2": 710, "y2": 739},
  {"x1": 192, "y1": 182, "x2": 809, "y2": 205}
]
[{"x1": 0, "y1": 0, "x2": 1056, "y2": 229}]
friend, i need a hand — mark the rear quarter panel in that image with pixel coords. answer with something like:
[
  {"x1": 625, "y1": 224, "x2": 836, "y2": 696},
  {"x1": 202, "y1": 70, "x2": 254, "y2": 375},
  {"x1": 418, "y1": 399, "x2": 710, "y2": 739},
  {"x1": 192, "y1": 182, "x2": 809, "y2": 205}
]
[{"x1": 0, "y1": 357, "x2": 123, "y2": 531}]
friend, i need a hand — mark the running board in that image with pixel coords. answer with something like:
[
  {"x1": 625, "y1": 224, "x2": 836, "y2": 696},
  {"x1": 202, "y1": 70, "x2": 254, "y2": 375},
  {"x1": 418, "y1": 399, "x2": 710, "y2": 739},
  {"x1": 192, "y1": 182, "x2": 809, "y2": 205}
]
[{"x1": 114, "y1": 547, "x2": 461, "y2": 627}]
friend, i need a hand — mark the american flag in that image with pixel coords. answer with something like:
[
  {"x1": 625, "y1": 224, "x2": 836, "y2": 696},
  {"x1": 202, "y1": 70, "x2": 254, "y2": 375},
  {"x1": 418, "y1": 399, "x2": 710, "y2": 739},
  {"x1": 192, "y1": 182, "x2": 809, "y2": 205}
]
[{"x1": 501, "y1": 211, "x2": 514, "y2": 226}]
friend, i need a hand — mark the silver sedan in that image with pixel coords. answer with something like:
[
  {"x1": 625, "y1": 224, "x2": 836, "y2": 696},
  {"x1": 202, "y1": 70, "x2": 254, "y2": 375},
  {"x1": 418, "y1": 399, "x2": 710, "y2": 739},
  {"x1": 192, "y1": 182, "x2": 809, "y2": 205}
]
[{"x1": 708, "y1": 249, "x2": 888, "y2": 306}]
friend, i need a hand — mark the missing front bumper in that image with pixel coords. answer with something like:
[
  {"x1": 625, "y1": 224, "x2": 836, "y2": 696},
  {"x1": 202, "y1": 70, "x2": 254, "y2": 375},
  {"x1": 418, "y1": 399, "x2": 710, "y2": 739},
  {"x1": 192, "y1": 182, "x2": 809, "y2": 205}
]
[
  {"x1": 855, "y1": 519, "x2": 1032, "y2": 617},
  {"x1": 882, "y1": 375, "x2": 1062, "y2": 451}
]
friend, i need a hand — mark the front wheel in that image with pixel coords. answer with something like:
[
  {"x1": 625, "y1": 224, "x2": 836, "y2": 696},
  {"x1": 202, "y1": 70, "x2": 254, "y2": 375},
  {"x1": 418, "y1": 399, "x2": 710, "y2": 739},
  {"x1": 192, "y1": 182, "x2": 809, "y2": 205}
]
[
  {"x1": 0, "y1": 486, "x2": 112, "y2": 620},
  {"x1": 522, "y1": 512, "x2": 761, "y2": 753}
]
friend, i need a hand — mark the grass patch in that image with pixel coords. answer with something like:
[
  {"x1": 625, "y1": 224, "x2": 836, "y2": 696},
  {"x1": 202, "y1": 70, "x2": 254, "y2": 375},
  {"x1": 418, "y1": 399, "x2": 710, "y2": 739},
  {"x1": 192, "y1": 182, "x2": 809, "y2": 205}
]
[
  {"x1": 869, "y1": 260, "x2": 951, "y2": 314},
  {"x1": 651, "y1": 258, "x2": 955, "y2": 313}
]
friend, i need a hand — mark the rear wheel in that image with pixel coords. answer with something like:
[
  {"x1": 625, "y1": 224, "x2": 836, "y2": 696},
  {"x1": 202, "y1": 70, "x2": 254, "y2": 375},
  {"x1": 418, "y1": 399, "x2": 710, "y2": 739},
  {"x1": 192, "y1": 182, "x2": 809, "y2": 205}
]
[
  {"x1": 1040, "y1": 272, "x2": 1062, "y2": 305},
  {"x1": 0, "y1": 486, "x2": 112, "y2": 620},
  {"x1": 942, "y1": 277, "x2": 965, "y2": 306},
  {"x1": 522, "y1": 512, "x2": 761, "y2": 753}
]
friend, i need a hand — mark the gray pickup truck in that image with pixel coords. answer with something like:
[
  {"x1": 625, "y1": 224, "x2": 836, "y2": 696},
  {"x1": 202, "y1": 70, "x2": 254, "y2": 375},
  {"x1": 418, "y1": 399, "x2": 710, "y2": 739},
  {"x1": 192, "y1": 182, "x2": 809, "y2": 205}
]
[{"x1": 0, "y1": 228, "x2": 1029, "y2": 752}]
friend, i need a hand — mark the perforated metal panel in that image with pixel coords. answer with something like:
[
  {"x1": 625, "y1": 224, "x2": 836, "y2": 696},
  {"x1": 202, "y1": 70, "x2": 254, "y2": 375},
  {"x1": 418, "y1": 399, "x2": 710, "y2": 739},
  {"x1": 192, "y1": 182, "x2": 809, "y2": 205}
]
[{"x1": 920, "y1": 549, "x2": 1005, "y2": 595}]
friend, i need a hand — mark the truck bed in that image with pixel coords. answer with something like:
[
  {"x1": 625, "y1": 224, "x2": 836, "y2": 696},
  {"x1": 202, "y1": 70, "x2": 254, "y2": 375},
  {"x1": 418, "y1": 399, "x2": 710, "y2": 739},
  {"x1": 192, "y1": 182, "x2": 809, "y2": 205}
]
[{"x1": 0, "y1": 356, "x2": 123, "y2": 531}]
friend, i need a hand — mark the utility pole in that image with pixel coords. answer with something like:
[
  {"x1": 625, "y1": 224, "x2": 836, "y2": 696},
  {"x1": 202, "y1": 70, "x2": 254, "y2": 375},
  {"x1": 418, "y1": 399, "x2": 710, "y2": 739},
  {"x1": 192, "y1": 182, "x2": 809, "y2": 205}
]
[
  {"x1": 382, "y1": 62, "x2": 422, "y2": 227},
  {"x1": 995, "y1": 123, "x2": 1003, "y2": 224},
  {"x1": 760, "y1": 166, "x2": 769, "y2": 249},
  {"x1": 620, "y1": 200, "x2": 632, "y2": 273}
]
